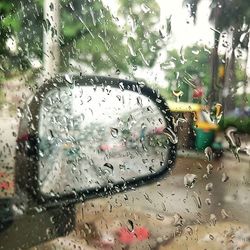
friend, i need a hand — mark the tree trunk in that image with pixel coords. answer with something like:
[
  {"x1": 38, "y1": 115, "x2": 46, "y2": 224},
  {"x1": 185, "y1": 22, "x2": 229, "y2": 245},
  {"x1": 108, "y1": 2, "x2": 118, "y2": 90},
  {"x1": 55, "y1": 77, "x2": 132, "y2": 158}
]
[
  {"x1": 209, "y1": 31, "x2": 220, "y2": 105},
  {"x1": 246, "y1": 29, "x2": 250, "y2": 99},
  {"x1": 43, "y1": 0, "x2": 60, "y2": 80},
  {"x1": 223, "y1": 49, "x2": 236, "y2": 114},
  {"x1": 208, "y1": 5, "x2": 221, "y2": 106},
  {"x1": 222, "y1": 25, "x2": 241, "y2": 115}
]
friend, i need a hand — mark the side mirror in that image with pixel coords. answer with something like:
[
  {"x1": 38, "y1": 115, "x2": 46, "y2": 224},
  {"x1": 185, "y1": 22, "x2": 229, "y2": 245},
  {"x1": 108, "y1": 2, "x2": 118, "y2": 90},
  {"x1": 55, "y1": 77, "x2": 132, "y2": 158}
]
[{"x1": 16, "y1": 75, "x2": 177, "y2": 205}]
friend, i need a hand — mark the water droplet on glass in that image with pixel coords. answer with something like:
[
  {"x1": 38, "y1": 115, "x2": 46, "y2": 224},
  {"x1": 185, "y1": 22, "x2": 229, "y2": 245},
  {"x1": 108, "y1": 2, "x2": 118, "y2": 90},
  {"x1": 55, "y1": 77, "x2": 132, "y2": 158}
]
[
  {"x1": 225, "y1": 127, "x2": 241, "y2": 161},
  {"x1": 17, "y1": 107, "x2": 23, "y2": 118},
  {"x1": 173, "y1": 213, "x2": 184, "y2": 226},
  {"x1": 205, "y1": 183, "x2": 213, "y2": 192},
  {"x1": 127, "y1": 37, "x2": 136, "y2": 57},
  {"x1": 221, "y1": 209, "x2": 229, "y2": 219},
  {"x1": 141, "y1": 3, "x2": 150, "y2": 13},
  {"x1": 103, "y1": 163, "x2": 114, "y2": 174},
  {"x1": 204, "y1": 147, "x2": 213, "y2": 162},
  {"x1": 115, "y1": 69, "x2": 121, "y2": 75},
  {"x1": 138, "y1": 81, "x2": 145, "y2": 88},
  {"x1": 127, "y1": 219, "x2": 134, "y2": 232},
  {"x1": 210, "y1": 103, "x2": 223, "y2": 124},
  {"x1": 110, "y1": 128, "x2": 118, "y2": 138},
  {"x1": 156, "y1": 214, "x2": 164, "y2": 221},
  {"x1": 206, "y1": 164, "x2": 213, "y2": 174},
  {"x1": 192, "y1": 192, "x2": 202, "y2": 208},
  {"x1": 119, "y1": 82, "x2": 125, "y2": 91},
  {"x1": 221, "y1": 172, "x2": 229, "y2": 182},
  {"x1": 205, "y1": 198, "x2": 212, "y2": 205},
  {"x1": 137, "y1": 96, "x2": 142, "y2": 107},
  {"x1": 184, "y1": 226, "x2": 193, "y2": 235},
  {"x1": 244, "y1": 146, "x2": 250, "y2": 155},
  {"x1": 184, "y1": 174, "x2": 197, "y2": 188},
  {"x1": 65, "y1": 74, "x2": 73, "y2": 84},
  {"x1": 191, "y1": 49, "x2": 200, "y2": 55},
  {"x1": 172, "y1": 89, "x2": 183, "y2": 102},
  {"x1": 163, "y1": 127, "x2": 178, "y2": 144},
  {"x1": 209, "y1": 234, "x2": 214, "y2": 240},
  {"x1": 210, "y1": 214, "x2": 216, "y2": 226}
]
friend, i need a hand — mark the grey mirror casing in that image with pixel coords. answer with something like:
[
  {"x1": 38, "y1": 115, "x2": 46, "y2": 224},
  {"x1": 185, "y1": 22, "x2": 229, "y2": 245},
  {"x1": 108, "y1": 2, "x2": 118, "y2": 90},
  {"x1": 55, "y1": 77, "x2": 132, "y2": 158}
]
[{"x1": 15, "y1": 75, "x2": 177, "y2": 207}]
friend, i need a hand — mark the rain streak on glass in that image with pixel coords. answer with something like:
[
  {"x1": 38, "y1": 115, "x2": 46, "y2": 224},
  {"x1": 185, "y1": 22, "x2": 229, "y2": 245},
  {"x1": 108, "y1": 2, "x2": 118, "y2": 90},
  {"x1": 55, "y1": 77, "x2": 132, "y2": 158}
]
[
  {"x1": 163, "y1": 127, "x2": 178, "y2": 144},
  {"x1": 225, "y1": 127, "x2": 241, "y2": 161}
]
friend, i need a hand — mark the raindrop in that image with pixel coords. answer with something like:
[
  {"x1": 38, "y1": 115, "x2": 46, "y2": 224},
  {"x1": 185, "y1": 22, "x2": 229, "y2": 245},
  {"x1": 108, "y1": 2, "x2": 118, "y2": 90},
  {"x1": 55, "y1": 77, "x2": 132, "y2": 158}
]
[
  {"x1": 204, "y1": 147, "x2": 213, "y2": 162},
  {"x1": 115, "y1": 69, "x2": 121, "y2": 75},
  {"x1": 156, "y1": 214, "x2": 164, "y2": 221},
  {"x1": 172, "y1": 89, "x2": 183, "y2": 102},
  {"x1": 191, "y1": 50, "x2": 200, "y2": 55},
  {"x1": 172, "y1": 213, "x2": 184, "y2": 226},
  {"x1": 192, "y1": 192, "x2": 202, "y2": 208},
  {"x1": 210, "y1": 214, "x2": 216, "y2": 226},
  {"x1": 127, "y1": 37, "x2": 136, "y2": 57},
  {"x1": 17, "y1": 107, "x2": 23, "y2": 118},
  {"x1": 147, "y1": 106, "x2": 153, "y2": 112},
  {"x1": 221, "y1": 209, "x2": 229, "y2": 219},
  {"x1": 206, "y1": 164, "x2": 213, "y2": 174},
  {"x1": 110, "y1": 128, "x2": 118, "y2": 138},
  {"x1": 210, "y1": 103, "x2": 223, "y2": 124},
  {"x1": 49, "y1": 2, "x2": 54, "y2": 11},
  {"x1": 127, "y1": 219, "x2": 134, "y2": 232},
  {"x1": 137, "y1": 96, "x2": 142, "y2": 106},
  {"x1": 141, "y1": 3, "x2": 150, "y2": 13},
  {"x1": 221, "y1": 172, "x2": 229, "y2": 182},
  {"x1": 65, "y1": 74, "x2": 73, "y2": 84},
  {"x1": 184, "y1": 174, "x2": 197, "y2": 188},
  {"x1": 119, "y1": 82, "x2": 125, "y2": 91},
  {"x1": 103, "y1": 163, "x2": 114, "y2": 174},
  {"x1": 138, "y1": 81, "x2": 145, "y2": 88},
  {"x1": 163, "y1": 127, "x2": 178, "y2": 144},
  {"x1": 205, "y1": 183, "x2": 213, "y2": 192},
  {"x1": 209, "y1": 234, "x2": 214, "y2": 240},
  {"x1": 244, "y1": 146, "x2": 250, "y2": 155},
  {"x1": 205, "y1": 198, "x2": 211, "y2": 205},
  {"x1": 50, "y1": 216, "x2": 56, "y2": 223},
  {"x1": 225, "y1": 127, "x2": 241, "y2": 161},
  {"x1": 184, "y1": 226, "x2": 193, "y2": 235}
]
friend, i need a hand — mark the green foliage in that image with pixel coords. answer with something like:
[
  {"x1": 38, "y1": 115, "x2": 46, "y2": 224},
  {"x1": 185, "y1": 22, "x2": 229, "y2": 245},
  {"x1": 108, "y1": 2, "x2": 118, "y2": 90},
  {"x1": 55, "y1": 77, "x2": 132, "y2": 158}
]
[
  {"x1": 0, "y1": 0, "x2": 162, "y2": 76},
  {"x1": 118, "y1": 0, "x2": 162, "y2": 68},
  {"x1": 219, "y1": 116, "x2": 250, "y2": 134},
  {"x1": 164, "y1": 45, "x2": 211, "y2": 101}
]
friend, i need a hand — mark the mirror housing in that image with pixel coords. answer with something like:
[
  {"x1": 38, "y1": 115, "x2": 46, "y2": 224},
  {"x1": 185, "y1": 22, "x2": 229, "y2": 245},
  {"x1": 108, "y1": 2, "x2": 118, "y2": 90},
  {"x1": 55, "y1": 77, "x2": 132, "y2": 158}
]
[{"x1": 15, "y1": 75, "x2": 177, "y2": 206}]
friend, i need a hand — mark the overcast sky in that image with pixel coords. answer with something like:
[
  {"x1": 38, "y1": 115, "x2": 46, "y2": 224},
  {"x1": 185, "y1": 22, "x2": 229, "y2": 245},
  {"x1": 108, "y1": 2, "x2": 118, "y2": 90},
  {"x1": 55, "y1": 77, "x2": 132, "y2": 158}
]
[{"x1": 102, "y1": 0, "x2": 215, "y2": 87}]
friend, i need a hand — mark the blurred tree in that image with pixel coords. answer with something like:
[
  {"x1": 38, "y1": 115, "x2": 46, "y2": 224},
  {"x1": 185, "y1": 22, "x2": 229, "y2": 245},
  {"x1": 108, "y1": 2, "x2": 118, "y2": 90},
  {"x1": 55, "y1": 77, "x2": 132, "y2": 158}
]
[
  {"x1": 117, "y1": 0, "x2": 162, "y2": 69},
  {"x1": 163, "y1": 45, "x2": 211, "y2": 102},
  {"x1": 0, "y1": 1, "x2": 30, "y2": 77},
  {"x1": 184, "y1": 0, "x2": 250, "y2": 113},
  {"x1": 1, "y1": 0, "x2": 162, "y2": 77}
]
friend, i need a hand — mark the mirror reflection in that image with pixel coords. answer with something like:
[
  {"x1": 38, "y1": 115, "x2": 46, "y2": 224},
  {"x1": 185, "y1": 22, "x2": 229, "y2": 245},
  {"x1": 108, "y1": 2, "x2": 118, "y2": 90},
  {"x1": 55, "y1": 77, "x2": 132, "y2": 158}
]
[{"x1": 38, "y1": 85, "x2": 169, "y2": 194}]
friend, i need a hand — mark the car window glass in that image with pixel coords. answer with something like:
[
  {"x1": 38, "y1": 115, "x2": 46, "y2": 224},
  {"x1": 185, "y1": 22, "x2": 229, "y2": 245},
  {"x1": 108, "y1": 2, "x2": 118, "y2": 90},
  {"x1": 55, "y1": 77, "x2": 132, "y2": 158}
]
[{"x1": 0, "y1": 0, "x2": 250, "y2": 249}]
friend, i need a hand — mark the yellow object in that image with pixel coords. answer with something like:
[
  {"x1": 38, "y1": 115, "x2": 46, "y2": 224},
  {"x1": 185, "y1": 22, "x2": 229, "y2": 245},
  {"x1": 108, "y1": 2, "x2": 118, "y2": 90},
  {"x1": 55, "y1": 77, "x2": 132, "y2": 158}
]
[{"x1": 167, "y1": 101, "x2": 218, "y2": 131}]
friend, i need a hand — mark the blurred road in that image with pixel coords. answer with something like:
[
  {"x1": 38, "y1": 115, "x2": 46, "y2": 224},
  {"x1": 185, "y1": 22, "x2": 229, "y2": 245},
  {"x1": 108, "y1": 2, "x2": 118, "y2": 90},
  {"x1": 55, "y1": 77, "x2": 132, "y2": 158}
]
[
  {"x1": 33, "y1": 151, "x2": 250, "y2": 249},
  {"x1": 1, "y1": 115, "x2": 250, "y2": 249}
]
